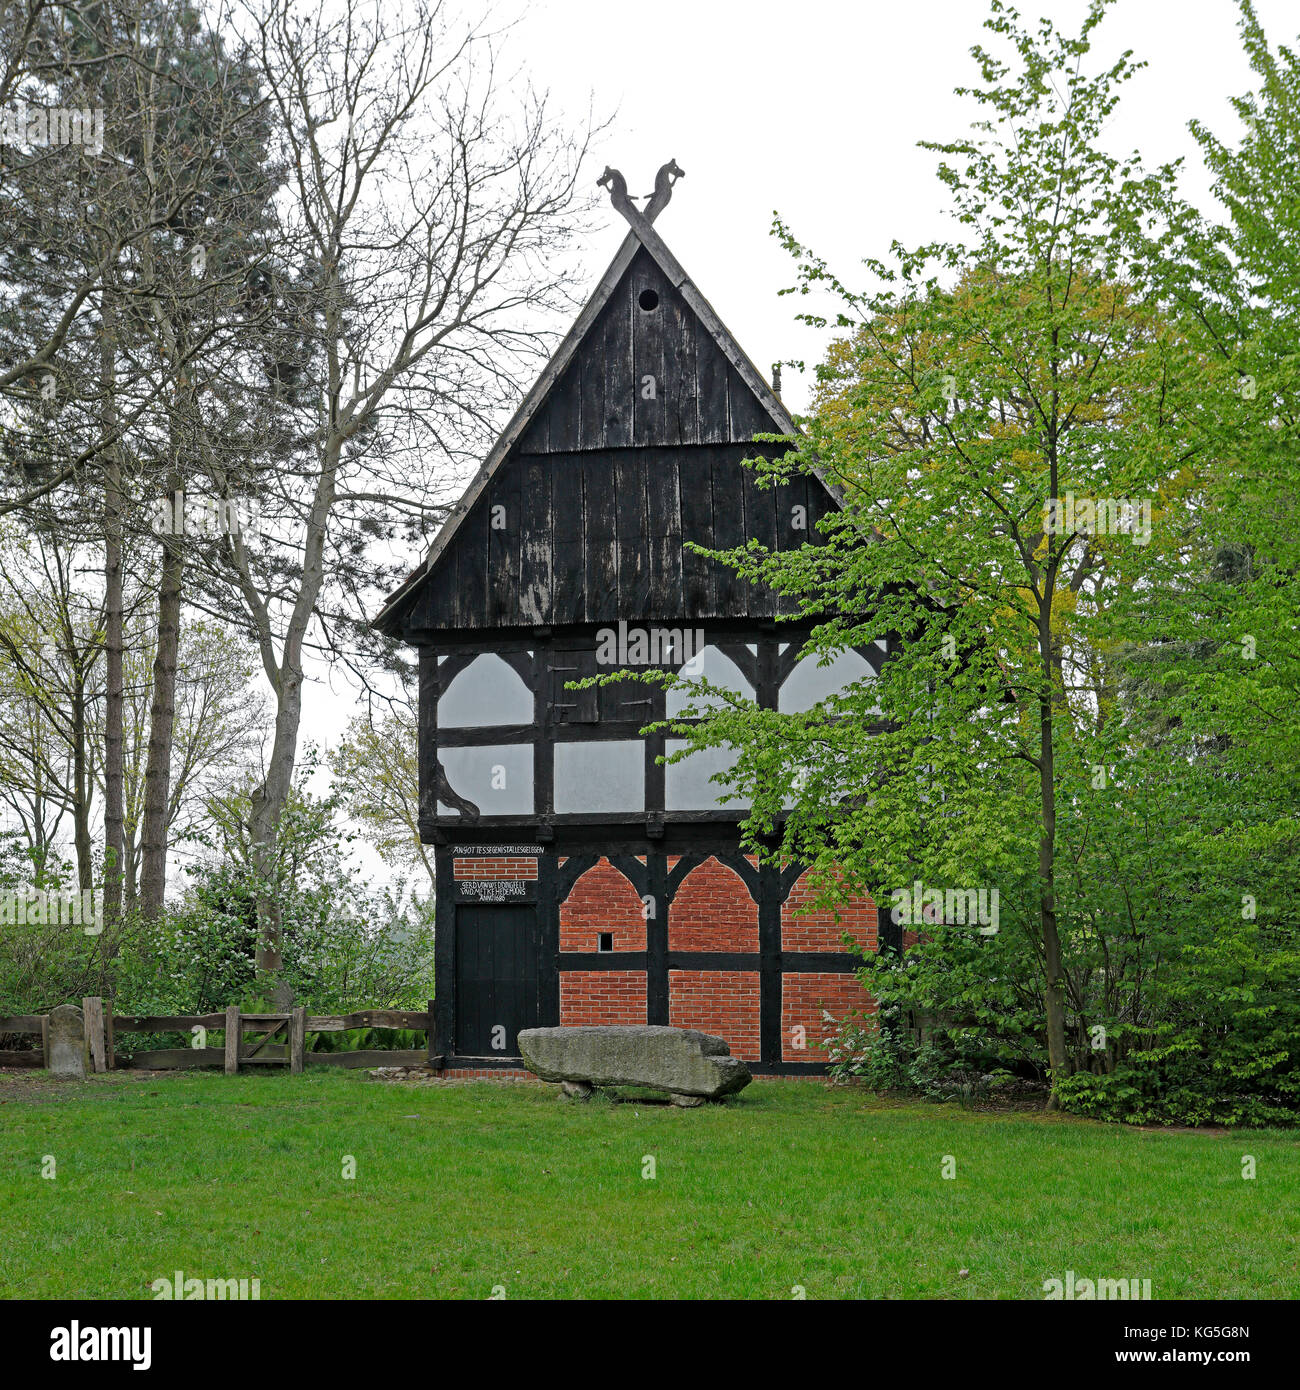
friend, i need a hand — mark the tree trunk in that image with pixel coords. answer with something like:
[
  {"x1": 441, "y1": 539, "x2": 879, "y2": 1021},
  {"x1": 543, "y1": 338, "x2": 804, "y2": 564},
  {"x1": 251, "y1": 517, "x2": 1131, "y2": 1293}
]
[
  {"x1": 138, "y1": 481, "x2": 183, "y2": 918},
  {"x1": 1040, "y1": 397, "x2": 1070, "y2": 1108},
  {"x1": 248, "y1": 685, "x2": 302, "y2": 1009},
  {"x1": 124, "y1": 825, "x2": 139, "y2": 906},
  {"x1": 1039, "y1": 627, "x2": 1068, "y2": 1106},
  {"x1": 71, "y1": 684, "x2": 94, "y2": 890},
  {"x1": 101, "y1": 296, "x2": 125, "y2": 924},
  {"x1": 246, "y1": 433, "x2": 338, "y2": 1006},
  {"x1": 31, "y1": 790, "x2": 51, "y2": 885}
]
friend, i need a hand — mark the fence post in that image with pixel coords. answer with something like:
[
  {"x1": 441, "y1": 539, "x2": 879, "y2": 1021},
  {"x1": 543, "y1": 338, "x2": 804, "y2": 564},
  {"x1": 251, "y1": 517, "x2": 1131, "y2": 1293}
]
[
  {"x1": 224, "y1": 1005, "x2": 240, "y2": 1075},
  {"x1": 290, "y1": 1006, "x2": 305, "y2": 1074},
  {"x1": 427, "y1": 998, "x2": 437, "y2": 1067},
  {"x1": 82, "y1": 996, "x2": 106, "y2": 1073},
  {"x1": 104, "y1": 1000, "x2": 115, "y2": 1070},
  {"x1": 39, "y1": 1014, "x2": 49, "y2": 1070}
]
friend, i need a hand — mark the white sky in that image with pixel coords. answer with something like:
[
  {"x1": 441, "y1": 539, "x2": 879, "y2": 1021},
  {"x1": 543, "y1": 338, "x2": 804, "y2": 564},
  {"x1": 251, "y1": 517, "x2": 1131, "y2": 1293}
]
[
  {"x1": 510, "y1": 0, "x2": 1293, "y2": 417},
  {"x1": 299, "y1": 0, "x2": 1293, "y2": 877}
]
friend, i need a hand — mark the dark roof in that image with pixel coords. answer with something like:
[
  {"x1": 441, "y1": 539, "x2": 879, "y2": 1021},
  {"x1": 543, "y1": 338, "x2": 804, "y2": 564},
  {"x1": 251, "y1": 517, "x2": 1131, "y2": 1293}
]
[{"x1": 375, "y1": 212, "x2": 842, "y2": 638}]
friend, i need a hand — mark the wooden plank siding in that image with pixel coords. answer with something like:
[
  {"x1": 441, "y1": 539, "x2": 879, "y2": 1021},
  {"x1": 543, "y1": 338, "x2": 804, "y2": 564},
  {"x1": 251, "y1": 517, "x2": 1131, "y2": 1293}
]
[
  {"x1": 410, "y1": 445, "x2": 815, "y2": 631},
  {"x1": 519, "y1": 456, "x2": 552, "y2": 624},
  {"x1": 522, "y1": 248, "x2": 743, "y2": 452},
  {"x1": 614, "y1": 452, "x2": 651, "y2": 614},
  {"x1": 396, "y1": 244, "x2": 831, "y2": 635},
  {"x1": 551, "y1": 448, "x2": 585, "y2": 621},
  {"x1": 678, "y1": 449, "x2": 715, "y2": 616},
  {"x1": 583, "y1": 452, "x2": 619, "y2": 624},
  {"x1": 647, "y1": 453, "x2": 684, "y2": 619}
]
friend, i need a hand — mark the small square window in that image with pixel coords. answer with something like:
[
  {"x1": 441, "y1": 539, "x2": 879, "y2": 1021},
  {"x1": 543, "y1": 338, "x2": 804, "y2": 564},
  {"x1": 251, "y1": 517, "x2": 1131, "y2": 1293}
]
[{"x1": 598, "y1": 932, "x2": 613, "y2": 953}]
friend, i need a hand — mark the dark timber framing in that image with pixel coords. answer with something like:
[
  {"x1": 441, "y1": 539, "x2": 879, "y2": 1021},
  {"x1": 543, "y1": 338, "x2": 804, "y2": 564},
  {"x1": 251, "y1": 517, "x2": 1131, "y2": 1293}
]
[
  {"x1": 435, "y1": 826, "x2": 896, "y2": 1074},
  {"x1": 417, "y1": 626, "x2": 887, "y2": 833},
  {"x1": 376, "y1": 173, "x2": 883, "y2": 1073}
]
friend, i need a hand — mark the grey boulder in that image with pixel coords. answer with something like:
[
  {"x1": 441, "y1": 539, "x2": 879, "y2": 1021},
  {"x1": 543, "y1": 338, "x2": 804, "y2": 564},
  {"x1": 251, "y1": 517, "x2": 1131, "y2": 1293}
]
[{"x1": 517, "y1": 1025, "x2": 751, "y2": 1100}]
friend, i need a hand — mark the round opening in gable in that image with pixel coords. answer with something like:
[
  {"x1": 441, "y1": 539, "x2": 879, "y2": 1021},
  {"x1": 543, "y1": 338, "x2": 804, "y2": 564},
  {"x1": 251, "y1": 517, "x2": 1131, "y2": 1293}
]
[{"x1": 638, "y1": 288, "x2": 660, "y2": 312}]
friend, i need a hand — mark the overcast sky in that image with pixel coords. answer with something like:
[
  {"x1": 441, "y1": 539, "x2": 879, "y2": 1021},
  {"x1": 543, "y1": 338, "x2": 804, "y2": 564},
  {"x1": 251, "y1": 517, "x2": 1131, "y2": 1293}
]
[
  {"x1": 510, "y1": 0, "x2": 1292, "y2": 416},
  {"x1": 307, "y1": 0, "x2": 1295, "y2": 871}
]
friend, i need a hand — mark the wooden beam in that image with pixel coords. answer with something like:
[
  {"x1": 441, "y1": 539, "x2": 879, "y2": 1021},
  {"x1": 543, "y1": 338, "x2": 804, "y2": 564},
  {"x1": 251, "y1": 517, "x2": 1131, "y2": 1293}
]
[
  {"x1": 40, "y1": 1014, "x2": 48, "y2": 1069},
  {"x1": 0, "y1": 1049, "x2": 44, "y2": 1067},
  {"x1": 112, "y1": 1013, "x2": 226, "y2": 1031},
  {"x1": 104, "y1": 999, "x2": 115, "y2": 1070},
  {"x1": 124, "y1": 1048, "x2": 225, "y2": 1070},
  {"x1": 305, "y1": 1049, "x2": 429, "y2": 1069},
  {"x1": 0, "y1": 1015, "x2": 48, "y2": 1033},
  {"x1": 242, "y1": 1018, "x2": 287, "y2": 1059},
  {"x1": 82, "y1": 997, "x2": 106, "y2": 1073},
  {"x1": 290, "y1": 1007, "x2": 305, "y2": 1075},
  {"x1": 223, "y1": 1005, "x2": 239, "y2": 1075},
  {"x1": 303, "y1": 1010, "x2": 429, "y2": 1032}
]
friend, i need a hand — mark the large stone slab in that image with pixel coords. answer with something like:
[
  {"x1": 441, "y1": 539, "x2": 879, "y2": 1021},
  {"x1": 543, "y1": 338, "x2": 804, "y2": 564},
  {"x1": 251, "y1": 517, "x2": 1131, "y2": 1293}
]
[
  {"x1": 47, "y1": 1004, "x2": 86, "y2": 1079},
  {"x1": 517, "y1": 1025, "x2": 751, "y2": 1100}
]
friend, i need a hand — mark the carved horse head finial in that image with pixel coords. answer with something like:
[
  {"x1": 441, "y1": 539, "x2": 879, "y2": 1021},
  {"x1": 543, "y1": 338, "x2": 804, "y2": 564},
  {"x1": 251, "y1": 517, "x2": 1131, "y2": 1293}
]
[
  {"x1": 599, "y1": 161, "x2": 685, "y2": 227},
  {"x1": 644, "y1": 159, "x2": 684, "y2": 222},
  {"x1": 597, "y1": 166, "x2": 634, "y2": 222}
]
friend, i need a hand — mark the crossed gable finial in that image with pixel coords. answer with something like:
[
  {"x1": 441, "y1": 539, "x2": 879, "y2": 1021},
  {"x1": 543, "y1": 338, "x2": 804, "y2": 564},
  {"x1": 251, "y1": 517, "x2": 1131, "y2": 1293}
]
[{"x1": 597, "y1": 159, "x2": 685, "y2": 228}]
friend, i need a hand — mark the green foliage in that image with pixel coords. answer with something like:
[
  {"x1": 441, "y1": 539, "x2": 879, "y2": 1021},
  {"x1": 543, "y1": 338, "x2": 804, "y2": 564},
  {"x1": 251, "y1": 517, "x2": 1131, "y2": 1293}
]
[
  {"x1": 0, "y1": 774, "x2": 434, "y2": 1038},
  {"x1": 1055, "y1": 921, "x2": 1300, "y2": 1127},
  {"x1": 308, "y1": 1026, "x2": 427, "y2": 1055},
  {"x1": 636, "y1": 0, "x2": 1299, "y2": 1126},
  {"x1": 329, "y1": 704, "x2": 432, "y2": 885},
  {"x1": 0, "y1": 833, "x2": 120, "y2": 1015},
  {"x1": 163, "y1": 770, "x2": 436, "y2": 1018}
]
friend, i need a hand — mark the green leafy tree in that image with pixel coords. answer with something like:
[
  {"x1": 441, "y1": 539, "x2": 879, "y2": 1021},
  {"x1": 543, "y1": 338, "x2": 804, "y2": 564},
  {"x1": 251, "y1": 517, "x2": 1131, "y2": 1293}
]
[
  {"x1": 649, "y1": 0, "x2": 1222, "y2": 1107},
  {"x1": 163, "y1": 760, "x2": 435, "y2": 1016},
  {"x1": 1047, "y1": 0, "x2": 1300, "y2": 1124},
  {"x1": 329, "y1": 701, "x2": 432, "y2": 886}
]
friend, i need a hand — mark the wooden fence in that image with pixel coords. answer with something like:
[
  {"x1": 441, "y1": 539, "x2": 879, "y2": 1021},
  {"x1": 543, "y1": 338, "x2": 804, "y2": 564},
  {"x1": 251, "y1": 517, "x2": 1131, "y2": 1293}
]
[{"x1": 0, "y1": 1001, "x2": 441, "y2": 1073}]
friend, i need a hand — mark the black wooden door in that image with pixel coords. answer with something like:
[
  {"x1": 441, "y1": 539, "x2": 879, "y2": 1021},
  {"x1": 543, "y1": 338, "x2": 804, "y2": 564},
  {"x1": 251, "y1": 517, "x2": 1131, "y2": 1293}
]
[{"x1": 454, "y1": 905, "x2": 540, "y2": 1057}]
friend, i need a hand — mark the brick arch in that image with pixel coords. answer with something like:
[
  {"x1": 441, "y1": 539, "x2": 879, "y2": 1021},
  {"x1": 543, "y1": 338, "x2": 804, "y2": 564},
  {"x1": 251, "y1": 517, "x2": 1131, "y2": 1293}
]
[
  {"x1": 559, "y1": 857, "x2": 647, "y2": 952},
  {"x1": 667, "y1": 856, "x2": 758, "y2": 952},
  {"x1": 781, "y1": 871, "x2": 876, "y2": 952}
]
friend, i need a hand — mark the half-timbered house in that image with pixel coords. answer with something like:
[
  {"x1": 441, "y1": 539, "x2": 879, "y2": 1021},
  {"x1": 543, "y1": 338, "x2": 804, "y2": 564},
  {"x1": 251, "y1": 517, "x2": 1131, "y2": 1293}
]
[{"x1": 374, "y1": 165, "x2": 894, "y2": 1074}]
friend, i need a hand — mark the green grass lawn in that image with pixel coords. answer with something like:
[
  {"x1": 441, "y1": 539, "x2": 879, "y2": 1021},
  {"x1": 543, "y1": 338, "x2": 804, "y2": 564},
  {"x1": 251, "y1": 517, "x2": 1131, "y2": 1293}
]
[{"x1": 1, "y1": 1070, "x2": 1295, "y2": 1300}]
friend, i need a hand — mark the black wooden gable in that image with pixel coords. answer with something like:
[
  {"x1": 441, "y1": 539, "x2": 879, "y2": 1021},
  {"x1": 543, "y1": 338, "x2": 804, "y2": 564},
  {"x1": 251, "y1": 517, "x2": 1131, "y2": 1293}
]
[
  {"x1": 515, "y1": 245, "x2": 776, "y2": 453},
  {"x1": 376, "y1": 224, "x2": 841, "y2": 636}
]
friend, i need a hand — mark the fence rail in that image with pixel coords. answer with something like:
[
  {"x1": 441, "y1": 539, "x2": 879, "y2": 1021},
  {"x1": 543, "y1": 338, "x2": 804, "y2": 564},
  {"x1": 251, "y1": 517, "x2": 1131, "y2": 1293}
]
[
  {"x1": 0, "y1": 1012, "x2": 48, "y2": 1069},
  {"x1": 0, "y1": 999, "x2": 441, "y2": 1073}
]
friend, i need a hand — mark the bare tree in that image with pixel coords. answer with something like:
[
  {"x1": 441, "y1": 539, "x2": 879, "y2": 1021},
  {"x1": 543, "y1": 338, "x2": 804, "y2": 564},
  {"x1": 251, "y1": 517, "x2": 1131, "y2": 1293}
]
[
  {"x1": 212, "y1": 0, "x2": 594, "y2": 997},
  {"x1": 0, "y1": 524, "x2": 105, "y2": 887},
  {"x1": 96, "y1": 617, "x2": 266, "y2": 902},
  {"x1": 2, "y1": 0, "x2": 282, "y2": 926},
  {"x1": 330, "y1": 696, "x2": 432, "y2": 886},
  {"x1": 0, "y1": 521, "x2": 266, "y2": 897}
]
